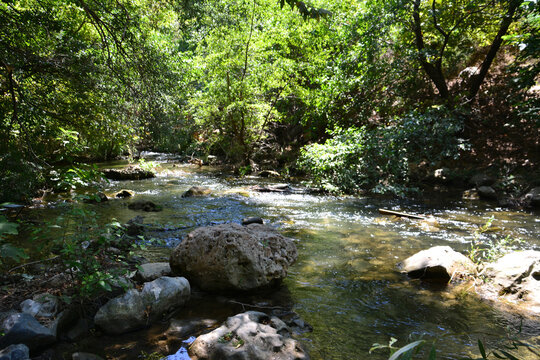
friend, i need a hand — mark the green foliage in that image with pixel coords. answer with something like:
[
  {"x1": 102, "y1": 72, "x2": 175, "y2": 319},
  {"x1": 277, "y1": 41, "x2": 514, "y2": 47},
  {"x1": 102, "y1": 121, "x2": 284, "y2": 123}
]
[
  {"x1": 49, "y1": 163, "x2": 106, "y2": 191},
  {"x1": 137, "y1": 159, "x2": 158, "y2": 172},
  {"x1": 50, "y1": 203, "x2": 136, "y2": 300},
  {"x1": 468, "y1": 217, "x2": 524, "y2": 265},
  {"x1": 371, "y1": 333, "x2": 538, "y2": 359},
  {"x1": 0, "y1": 215, "x2": 28, "y2": 266},
  {"x1": 298, "y1": 107, "x2": 468, "y2": 195}
]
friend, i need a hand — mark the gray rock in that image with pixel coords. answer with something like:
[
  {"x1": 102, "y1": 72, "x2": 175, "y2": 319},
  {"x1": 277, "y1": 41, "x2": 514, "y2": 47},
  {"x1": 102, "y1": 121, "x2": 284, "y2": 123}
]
[
  {"x1": 0, "y1": 313, "x2": 56, "y2": 350},
  {"x1": 181, "y1": 186, "x2": 212, "y2": 198},
  {"x1": 94, "y1": 276, "x2": 190, "y2": 335},
  {"x1": 190, "y1": 311, "x2": 309, "y2": 360},
  {"x1": 524, "y1": 187, "x2": 540, "y2": 207},
  {"x1": 170, "y1": 223, "x2": 297, "y2": 292},
  {"x1": 397, "y1": 246, "x2": 476, "y2": 283},
  {"x1": 102, "y1": 166, "x2": 155, "y2": 181},
  {"x1": 0, "y1": 344, "x2": 30, "y2": 360},
  {"x1": 469, "y1": 173, "x2": 495, "y2": 187},
  {"x1": 140, "y1": 277, "x2": 190, "y2": 318},
  {"x1": 72, "y1": 353, "x2": 105, "y2": 360},
  {"x1": 462, "y1": 189, "x2": 480, "y2": 200},
  {"x1": 20, "y1": 293, "x2": 58, "y2": 319},
  {"x1": 136, "y1": 262, "x2": 171, "y2": 282},
  {"x1": 94, "y1": 289, "x2": 146, "y2": 335},
  {"x1": 256, "y1": 170, "x2": 280, "y2": 178},
  {"x1": 477, "y1": 186, "x2": 497, "y2": 200}
]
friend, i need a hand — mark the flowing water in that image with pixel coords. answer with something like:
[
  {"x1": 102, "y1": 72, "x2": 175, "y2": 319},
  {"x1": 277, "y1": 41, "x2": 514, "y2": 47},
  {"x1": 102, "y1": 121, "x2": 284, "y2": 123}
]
[{"x1": 21, "y1": 156, "x2": 540, "y2": 359}]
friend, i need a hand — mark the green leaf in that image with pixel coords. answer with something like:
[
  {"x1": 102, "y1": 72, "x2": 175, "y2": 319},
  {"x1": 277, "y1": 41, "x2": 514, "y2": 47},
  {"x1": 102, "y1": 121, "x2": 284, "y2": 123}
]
[
  {"x1": 389, "y1": 341, "x2": 425, "y2": 360},
  {"x1": 428, "y1": 344, "x2": 437, "y2": 360},
  {"x1": 0, "y1": 216, "x2": 19, "y2": 236},
  {"x1": 478, "y1": 340, "x2": 487, "y2": 359},
  {"x1": 0, "y1": 243, "x2": 28, "y2": 261},
  {"x1": 497, "y1": 350, "x2": 520, "y2": 360}
]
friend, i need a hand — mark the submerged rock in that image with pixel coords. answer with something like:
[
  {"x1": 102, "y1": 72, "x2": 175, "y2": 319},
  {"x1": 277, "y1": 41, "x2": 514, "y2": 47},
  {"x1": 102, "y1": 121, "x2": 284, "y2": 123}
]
[
  {"x1": 397, "y1": 246, "x2": 475, "y2": 283},
  {"x1": 102, "y1": 166, "x2": 155, "y2": 181},
  {"x1": 125, "y1": 215, "x2": 145, "y2": 236},
  {"x1": 190, "y1": 311, "x2": 309, "y2": 360},
  {"x1": 0, "y1": 344, "x2": 30, "y2": 360},
  {"x1": 94, "y1": 277, "x2": 190, "y2": 335},
  {"x1": 0, "y1": 313, "x2": 56, "y2": 350},
  {"x1": 128, "y1": 200, "x2": 161, "y2": 212},
  {"x1": 170, "y1": 223, "x2": 297, "y2": 292},
  {"x1": 181, "y1": 186, "x2": 212, "y2": 198}
]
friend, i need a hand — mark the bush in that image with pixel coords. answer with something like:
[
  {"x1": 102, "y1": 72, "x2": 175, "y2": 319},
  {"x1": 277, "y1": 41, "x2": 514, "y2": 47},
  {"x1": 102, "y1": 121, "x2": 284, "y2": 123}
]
[{"x1": 298, "y1": 107, "x2": 468, "y2": 195}]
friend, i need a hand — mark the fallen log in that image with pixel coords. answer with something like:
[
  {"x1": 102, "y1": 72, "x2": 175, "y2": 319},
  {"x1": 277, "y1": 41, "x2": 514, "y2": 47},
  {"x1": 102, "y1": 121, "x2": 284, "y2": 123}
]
[{"x1": 378, "y1": 208, "x2": 426, "y2": 220}]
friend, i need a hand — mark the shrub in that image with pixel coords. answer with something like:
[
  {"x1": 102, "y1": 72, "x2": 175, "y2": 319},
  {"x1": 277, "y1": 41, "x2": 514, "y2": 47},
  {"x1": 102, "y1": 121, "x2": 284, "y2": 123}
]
[{"x1": 298, "y1": 107, "x2": 468, "y2": 195}]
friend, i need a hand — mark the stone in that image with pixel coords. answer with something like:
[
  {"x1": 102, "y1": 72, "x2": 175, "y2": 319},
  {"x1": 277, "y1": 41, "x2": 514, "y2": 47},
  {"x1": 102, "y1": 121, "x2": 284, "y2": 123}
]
[
  {"x1": 170, "y1": 223, "x2": 297, "y2": 292},
  {"x1": 241, "y1": 217, "x2": 264, "y2": 226},
  {"x1": 102, "y1": 166, "x2": 155, "y2": 181},
  {"x1": 0, "y1": 313, "x2": 56, "y2": 350},
  {"x1": 524, "y1": 187, "x2": 540, "y2": 207},
  {"x1": 20, "y1": 294, "x2": 58, "y2": 319},
  {"x1": 181, "y1": 186, "x2": 212, "y2": 198},
  {"x1": 72, "y1": 353, "x2": 105, "y2": 360},
  {"x1": 483, "y1": 251, "x2": 540, "y2": 310},
  {"x1": 0, "y1": 344, "x2": 30, "y2": 360},
  {"x1": 433, "y1": 168, "x2": 451, "y2": 183},
  {"x1": 125, "y1": 215, "x2": 145, "y2": 236},
  {"x1": 469, "y1": 173, "x2": 495, "y2": 187},
  {"x1": 94, "y1": 277, "x2": 190, "y2": 335},
  {"x1": 93, "y1": 289, "x2": 146, "y2": 335},
  {"x1": 190, "y1": 311, "x2": 309, "y2": 360},
  {"x1": 115, "y1": 189, "x2": 134, "y2": 198},
  {"x1": 477, "y1": 186, "x2": 497, "y2": 200},
  {"x1": 128, "y1": 200, "x2": 161, "y2": 212},
  {"x1": 397, "y1": 246, "x2": 476, "y2": 283},
  {"x1": 136, "y1": 262, "x2": 172, "y2": 282}
]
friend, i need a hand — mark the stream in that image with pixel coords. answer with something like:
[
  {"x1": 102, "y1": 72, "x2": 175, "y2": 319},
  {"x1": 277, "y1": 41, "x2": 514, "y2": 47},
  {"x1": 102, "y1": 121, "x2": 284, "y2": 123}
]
[{"x1": 25, "y1": 156, "x2": 540, "y2": 359}]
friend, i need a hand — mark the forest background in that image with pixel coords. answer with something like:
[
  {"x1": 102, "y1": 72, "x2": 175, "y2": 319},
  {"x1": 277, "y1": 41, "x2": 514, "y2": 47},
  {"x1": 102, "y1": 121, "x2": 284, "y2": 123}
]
[{"x1": 1, "y1": 0, "x2": 539, "y2": 201}]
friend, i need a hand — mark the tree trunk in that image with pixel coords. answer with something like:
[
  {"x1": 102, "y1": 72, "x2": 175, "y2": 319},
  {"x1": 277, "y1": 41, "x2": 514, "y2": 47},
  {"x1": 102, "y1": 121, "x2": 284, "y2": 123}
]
[
  {"x1": 412, "y1": 0, "x2": 450, "y2": 99},
  {"x1": 468, "y1": 0, "x2": 524, "y2": 99}
]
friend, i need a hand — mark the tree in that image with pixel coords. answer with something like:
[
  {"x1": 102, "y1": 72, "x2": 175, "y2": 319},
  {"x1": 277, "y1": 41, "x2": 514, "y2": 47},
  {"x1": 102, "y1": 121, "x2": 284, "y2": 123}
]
[{"x1": 410, "y1": 0, "x2": 525, "y2": 100}]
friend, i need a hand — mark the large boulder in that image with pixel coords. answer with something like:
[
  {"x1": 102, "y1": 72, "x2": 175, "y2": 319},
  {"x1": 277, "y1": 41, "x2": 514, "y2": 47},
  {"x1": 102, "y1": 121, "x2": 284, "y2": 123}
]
[
  {"x1": 469, "y1": 173, "x2": 495, "y2": 187},
  {"x1": 477, "y1": 186, "x2": 497, "y2": 200},
  {"x1": 170, "y1": 223, "x2": 297, "y2": 291},
  {"x1": 94, "y1": 277, "x2": 190, "y2": 334},
  {"x1": 0, "y1": 344, "x2": 29, "y2": 360},
  {"x1": 481, "y1": 251, "x2": 540, "y2": 313},
  {"x1": 190, "y1": 311, "x2": 309, "y2": 360},
  {"x1": 397, "y1": 246, "x2": 476, "y2": 282},
  {"x1": 0, "y1": 313, "x2": 56, "y2": 350},
  {"x1": 102, "y1": 166, "x2": 155, "y2": 181}
]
